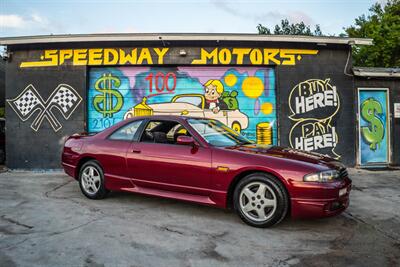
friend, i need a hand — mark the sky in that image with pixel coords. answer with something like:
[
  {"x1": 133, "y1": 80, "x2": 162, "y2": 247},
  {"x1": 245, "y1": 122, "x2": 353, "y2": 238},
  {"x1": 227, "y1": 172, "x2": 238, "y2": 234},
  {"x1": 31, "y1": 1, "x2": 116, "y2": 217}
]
[{"x1": 0, "y1": 0, "x2": 385, "y2": 37}]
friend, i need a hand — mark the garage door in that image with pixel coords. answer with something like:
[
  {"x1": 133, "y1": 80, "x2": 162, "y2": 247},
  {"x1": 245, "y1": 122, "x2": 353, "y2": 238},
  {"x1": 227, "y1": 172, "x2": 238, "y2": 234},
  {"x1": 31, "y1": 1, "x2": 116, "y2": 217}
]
[{"x1": 87, "y1": 66, "x2": 277, "y2": 145}]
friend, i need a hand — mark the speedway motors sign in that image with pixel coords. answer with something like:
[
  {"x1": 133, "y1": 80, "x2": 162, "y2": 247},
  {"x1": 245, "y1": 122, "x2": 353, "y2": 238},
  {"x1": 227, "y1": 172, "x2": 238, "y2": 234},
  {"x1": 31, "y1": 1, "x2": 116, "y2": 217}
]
[{"x1": 19, "y1": 47, "x2": 318, "y2": 68}]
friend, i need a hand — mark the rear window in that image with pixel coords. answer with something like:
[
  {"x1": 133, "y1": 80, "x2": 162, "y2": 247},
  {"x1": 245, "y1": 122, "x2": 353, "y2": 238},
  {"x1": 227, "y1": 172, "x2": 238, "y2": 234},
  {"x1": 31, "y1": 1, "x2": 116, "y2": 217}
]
[{"x1": 108, "y1": 120, "x2": 143, "y2": 141}]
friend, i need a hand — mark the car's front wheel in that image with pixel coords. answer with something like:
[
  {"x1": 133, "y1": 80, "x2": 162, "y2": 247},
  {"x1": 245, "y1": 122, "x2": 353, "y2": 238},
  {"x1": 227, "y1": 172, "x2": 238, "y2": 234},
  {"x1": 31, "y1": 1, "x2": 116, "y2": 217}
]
[
  {"x1": 233, "y1": 173, "x2": 289, "y2": 227},
  {"x1": 79, "y1": 160, "x2": 109, "y2": 199}
]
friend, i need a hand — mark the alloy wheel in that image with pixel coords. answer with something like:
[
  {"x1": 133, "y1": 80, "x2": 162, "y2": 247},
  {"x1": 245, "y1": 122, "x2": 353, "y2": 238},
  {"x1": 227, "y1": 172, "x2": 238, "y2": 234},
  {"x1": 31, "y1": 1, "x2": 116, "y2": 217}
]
[
  {"x1": 239, "y1": 181, "x2": 277, "y2": 222},
  {"x1": 81, "y1": 166, "x2": 101, "y2": 195}
]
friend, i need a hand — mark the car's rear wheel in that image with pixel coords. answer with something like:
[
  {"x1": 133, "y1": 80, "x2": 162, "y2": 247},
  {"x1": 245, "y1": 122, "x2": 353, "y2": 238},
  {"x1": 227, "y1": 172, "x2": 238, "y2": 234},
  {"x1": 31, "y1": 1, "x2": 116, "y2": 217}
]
[
  {"x1": 79, "y1": 160, "x2": 109, "y2": 199},
  {"x1": 233, "y1": 173, "x2": 289, "y2": 227}
]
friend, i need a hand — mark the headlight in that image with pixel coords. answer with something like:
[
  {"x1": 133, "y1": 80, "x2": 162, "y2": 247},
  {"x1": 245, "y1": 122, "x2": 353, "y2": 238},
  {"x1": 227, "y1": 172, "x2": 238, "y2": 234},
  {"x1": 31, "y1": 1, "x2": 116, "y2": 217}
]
[{"x1": 303, "y1": 170, "x2": 339, "y2": 182}]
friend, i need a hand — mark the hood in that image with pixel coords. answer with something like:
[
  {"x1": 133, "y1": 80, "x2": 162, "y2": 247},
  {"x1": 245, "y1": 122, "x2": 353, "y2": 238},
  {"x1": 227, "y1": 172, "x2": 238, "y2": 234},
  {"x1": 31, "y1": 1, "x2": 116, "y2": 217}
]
[{"x1": 224, "y1": 144, "x2": 345, "y2": 170}]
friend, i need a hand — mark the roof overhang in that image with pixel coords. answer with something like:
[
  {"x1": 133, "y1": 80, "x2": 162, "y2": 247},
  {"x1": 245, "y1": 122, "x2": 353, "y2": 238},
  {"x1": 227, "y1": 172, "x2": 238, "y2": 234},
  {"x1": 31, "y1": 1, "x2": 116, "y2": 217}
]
[
  {"x1": 353, "y1": 67, "x2": 400, "y2": 78},
  {"x1": 0, "y1": 33, "x2": 373, "y2": 46}
]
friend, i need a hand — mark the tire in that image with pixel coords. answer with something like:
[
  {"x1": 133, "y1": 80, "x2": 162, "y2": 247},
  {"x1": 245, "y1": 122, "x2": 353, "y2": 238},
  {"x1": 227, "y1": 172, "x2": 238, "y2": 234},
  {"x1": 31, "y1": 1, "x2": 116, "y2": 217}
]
[
  {"x1": 233, "y1": 172, "x2": 289, "y2": 227},
  {"x1": 78, "y1": 160, "x2": 109, "y2": 199}
]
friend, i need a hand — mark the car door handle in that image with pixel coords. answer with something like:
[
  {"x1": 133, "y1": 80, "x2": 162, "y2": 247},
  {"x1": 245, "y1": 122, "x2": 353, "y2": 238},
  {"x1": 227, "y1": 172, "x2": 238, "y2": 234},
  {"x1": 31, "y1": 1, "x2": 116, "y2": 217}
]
[{"x1": 131, "y1": 149, "x2": 141, "y2": 153}]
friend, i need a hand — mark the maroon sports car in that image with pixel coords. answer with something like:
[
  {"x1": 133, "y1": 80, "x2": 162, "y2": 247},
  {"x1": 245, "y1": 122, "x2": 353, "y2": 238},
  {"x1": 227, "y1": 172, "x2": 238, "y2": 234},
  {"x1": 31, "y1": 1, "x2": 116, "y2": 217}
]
[{"x1": 62, "y1": 115, "x2": 351, "y2": 227}]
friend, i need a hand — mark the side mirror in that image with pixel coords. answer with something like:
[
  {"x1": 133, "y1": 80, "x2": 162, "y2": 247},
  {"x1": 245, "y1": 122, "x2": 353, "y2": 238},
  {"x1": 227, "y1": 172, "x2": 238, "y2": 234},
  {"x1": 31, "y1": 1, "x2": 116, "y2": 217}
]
[{"x1": 177, "y1": 136, "x2": 194, "y2": 146}]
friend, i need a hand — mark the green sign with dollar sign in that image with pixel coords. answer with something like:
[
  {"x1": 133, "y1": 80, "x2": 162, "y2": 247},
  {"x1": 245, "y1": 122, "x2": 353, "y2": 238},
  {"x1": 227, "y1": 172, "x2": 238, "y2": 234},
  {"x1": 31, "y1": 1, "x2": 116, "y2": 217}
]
[
  {"x1": 93, "y1": 73, "x2": 124, "y2": 117},
  {"x1": 361, "y1": 97, "x2": 384, "y2": 151}
]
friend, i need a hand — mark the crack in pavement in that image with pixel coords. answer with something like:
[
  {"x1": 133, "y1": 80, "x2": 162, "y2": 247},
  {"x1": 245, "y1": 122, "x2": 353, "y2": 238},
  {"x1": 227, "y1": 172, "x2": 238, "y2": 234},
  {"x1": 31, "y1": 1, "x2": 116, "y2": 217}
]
[
  {"x1": 0, "y1": 216, "x2": 104, "y2": 250},
  {"x1": 44, "y1": 179, "x2": 74, "y2": 198},
  {"x1": 0, "y1": 215, "x2": 34, "y2": 229}
]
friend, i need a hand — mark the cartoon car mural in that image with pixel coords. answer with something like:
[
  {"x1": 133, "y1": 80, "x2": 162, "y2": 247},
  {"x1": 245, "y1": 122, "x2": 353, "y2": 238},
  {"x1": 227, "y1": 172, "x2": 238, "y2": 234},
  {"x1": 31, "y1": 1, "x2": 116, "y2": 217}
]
[{"x1": 124, "y1": 94, "x2": 249, "y2": 132}]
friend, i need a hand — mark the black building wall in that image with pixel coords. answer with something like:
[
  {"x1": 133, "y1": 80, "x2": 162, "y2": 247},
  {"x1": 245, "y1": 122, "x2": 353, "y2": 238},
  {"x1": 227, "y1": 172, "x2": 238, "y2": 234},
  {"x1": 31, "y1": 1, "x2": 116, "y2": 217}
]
[
  {"x1": 5, "y1": 41, "x2": 358, "y2": 168},
  {"x1": 6, "y1": 49, "x2": 86, "y2": 169},
  {"x1": 277, "y1": 46, "x2": 356, "y2": 166}
]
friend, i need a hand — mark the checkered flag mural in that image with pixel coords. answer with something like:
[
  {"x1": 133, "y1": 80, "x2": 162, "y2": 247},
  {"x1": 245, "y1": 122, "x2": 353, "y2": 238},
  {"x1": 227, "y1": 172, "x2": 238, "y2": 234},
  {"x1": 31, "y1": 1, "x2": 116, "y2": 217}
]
[
  {"x1": 7, "y1": 84, "x2": 82, "y2": 132},
  {"x1": 8, "y1": 85, "x2": 43, "y2": 118}
]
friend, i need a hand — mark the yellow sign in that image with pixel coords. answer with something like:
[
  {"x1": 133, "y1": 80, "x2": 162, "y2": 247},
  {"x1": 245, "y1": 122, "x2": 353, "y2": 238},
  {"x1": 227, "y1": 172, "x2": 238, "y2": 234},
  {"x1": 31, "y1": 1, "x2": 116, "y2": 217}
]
[
  {"x1": 191, "y1": 48, "x2": 318, "y2": 65},
  {"x1": 20, "y1": 47, "x2": 318, "y2": 68}
]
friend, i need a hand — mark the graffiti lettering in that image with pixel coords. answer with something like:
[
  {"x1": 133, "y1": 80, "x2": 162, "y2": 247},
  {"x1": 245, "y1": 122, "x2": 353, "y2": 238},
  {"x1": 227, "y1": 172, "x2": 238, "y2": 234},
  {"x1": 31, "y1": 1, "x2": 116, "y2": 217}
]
[
  {"x1": 20, "y1": 48, "x2": 170, "y2": 68},
  {"x1": 289, "y1": 79, "x2": 339, "y2": 121},
  {"x1": 288, "y1": 79, "x2": 341, "y2": 159},
  {"x1": 146, "y1": 72, "x2": 177, "y2": 96},
  {"x1": 295, "y1": 90, "x2": 337, "y2": 114},
  {"x1": 294, "y1": 123, "x2": 337, "y2": 151},
  {"x1": 20, "y1": 48, "x2": 318, "y2": 68},
  {"x1": 191, "y1": 48, "x2": 318, "y2": 65}
]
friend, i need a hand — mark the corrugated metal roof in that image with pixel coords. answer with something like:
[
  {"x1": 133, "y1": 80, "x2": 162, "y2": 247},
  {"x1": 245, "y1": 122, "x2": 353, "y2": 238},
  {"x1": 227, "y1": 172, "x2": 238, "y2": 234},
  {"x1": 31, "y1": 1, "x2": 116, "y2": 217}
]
[
  {"x1": 0, "y1": 33, "x2": 373, "y2": 46},
  {"x1": 353, "y1": 67, "x2": 400, "y2": 78}
]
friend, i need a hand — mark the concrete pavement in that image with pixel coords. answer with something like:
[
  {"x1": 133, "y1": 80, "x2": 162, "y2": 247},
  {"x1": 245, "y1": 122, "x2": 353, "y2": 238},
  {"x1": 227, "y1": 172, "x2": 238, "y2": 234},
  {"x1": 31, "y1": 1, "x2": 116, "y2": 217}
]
[{"x1": 0, "y1": 169, "x2": 399, "y2": 267}]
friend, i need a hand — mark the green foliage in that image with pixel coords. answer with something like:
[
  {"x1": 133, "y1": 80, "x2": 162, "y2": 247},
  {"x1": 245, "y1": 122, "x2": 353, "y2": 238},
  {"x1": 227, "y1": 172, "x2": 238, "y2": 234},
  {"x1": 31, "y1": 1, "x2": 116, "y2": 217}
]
[
  {"x1": 344, "y1": 0, "x2": 400, "y2": 67},
  {"x1": 257, "y1": 19, "x2": 323, "y2": 36},
  {"x1": 0, "y1": 107, "x2": 4, "y2": 118}
]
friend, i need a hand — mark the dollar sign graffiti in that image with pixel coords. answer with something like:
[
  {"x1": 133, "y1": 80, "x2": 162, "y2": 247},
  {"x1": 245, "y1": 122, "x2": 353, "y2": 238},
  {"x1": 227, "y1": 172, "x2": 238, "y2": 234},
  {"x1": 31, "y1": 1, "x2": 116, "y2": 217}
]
[
  {"x1": 93, "y1": 73, "x2": 124, "y2": 118},
  {"x1": 361, "y1": 98, "x2": 384, "y2": 151}
]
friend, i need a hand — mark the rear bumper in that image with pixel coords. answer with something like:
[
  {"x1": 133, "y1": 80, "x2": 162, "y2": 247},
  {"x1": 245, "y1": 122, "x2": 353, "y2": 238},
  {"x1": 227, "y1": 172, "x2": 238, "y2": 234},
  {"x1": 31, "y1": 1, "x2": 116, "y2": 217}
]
[
  {"x1": 62, "y1": 162, "x2": 77, "y2": 179},
  {"x1": 290, "y1": 178, "x2": 352, "y2": 219}
]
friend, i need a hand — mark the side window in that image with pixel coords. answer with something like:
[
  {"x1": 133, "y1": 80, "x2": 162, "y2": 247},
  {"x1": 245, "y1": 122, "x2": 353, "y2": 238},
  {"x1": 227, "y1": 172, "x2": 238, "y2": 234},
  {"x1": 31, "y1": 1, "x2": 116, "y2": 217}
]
[
  {"x1": 108, "y1": 120, "x2": 143, "y2": 141},
  {"x1": 140, "y1": 120, "x2": 191, "y2": 144}
]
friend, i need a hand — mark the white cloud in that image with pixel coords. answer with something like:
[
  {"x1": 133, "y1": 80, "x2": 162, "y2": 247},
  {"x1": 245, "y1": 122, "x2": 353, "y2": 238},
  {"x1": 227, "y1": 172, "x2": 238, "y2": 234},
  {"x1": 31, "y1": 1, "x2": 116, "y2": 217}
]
[
  {"x1": 0, "y1": 14, "x2": 26, "y2": 28},
  {"x1": 0, "y1": 14, "x2": 48, "y2": 29}
]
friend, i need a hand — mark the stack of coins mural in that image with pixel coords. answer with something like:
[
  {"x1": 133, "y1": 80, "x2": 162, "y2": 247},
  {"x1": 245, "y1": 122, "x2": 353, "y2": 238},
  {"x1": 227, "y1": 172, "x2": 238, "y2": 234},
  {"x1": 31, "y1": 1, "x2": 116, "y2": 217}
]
[{"x1": 256, "y1": 122, "x2": 272, "y2": 145}]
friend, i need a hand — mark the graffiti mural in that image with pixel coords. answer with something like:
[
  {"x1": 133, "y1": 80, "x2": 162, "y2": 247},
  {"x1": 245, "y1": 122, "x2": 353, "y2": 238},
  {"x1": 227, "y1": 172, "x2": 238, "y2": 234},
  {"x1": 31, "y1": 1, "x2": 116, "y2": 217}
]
[
  {"x1": 358, "y1": 89, "x2": 390, "y2": 165},
  {"x1": 288, "y1": 79, "x2": 340, "y2": 158},
  {"x1": 7, "y1": 84, "x2": 82, "y2": 132},
  {"x1": 88, "y1": 66, "x2": 277, "y2": 145}
]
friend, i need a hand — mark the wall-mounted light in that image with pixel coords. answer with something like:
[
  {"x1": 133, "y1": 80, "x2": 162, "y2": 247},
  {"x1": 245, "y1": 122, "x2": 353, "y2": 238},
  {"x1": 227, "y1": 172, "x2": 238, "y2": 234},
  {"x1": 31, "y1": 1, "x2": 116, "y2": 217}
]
[{"x1": 348, "y1": 40, "x2": 356, "y2": 46}]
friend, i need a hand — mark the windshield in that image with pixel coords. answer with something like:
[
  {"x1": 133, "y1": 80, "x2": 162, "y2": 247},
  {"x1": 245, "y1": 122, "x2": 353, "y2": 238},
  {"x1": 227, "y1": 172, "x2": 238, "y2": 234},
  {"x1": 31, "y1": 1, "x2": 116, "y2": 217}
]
[{"x1": 188, "y1": 118, "x2": 253, "y2": 147}]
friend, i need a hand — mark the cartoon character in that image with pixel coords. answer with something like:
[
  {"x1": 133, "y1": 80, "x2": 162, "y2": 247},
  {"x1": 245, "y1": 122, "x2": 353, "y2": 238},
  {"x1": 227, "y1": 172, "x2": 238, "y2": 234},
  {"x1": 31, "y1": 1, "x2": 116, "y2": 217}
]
[{"x1": 203, "y1": 80, "x2": 228, "y2": 114}]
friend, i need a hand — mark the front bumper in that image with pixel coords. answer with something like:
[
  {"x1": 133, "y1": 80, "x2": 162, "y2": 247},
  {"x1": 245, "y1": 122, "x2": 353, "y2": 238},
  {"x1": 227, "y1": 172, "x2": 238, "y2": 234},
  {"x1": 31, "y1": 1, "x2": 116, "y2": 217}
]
[{"x1": 290, "y1": 177, "x2": 352, "y2": 218}]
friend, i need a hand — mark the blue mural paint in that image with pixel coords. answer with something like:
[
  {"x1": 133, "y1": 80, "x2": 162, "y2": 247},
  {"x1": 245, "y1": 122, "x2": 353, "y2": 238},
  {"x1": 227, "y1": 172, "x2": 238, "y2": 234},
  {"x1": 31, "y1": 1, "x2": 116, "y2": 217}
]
[{"x1": 358, "y1": 89, "x2": 389, "y2": 165}]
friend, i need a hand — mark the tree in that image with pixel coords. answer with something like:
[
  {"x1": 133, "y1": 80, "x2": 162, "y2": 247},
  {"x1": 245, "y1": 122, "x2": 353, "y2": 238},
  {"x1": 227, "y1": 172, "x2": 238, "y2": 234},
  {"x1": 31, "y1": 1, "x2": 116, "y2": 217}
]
[
  {"x1": 344, "y1": 0, "x2": 400, "y2": 67},
  {"x1": 257, "y1": 19, "x2": 323, "y2": 36}
]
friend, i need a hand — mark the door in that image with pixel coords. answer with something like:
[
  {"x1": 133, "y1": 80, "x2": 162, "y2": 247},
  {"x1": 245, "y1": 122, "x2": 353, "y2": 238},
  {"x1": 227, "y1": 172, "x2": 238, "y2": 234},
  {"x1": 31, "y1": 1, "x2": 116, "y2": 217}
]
[
  {"x1": 126, "y1": 120, "x2": 212, "y2": 195},
  {"x1": 358, "y1": 88, "x2": 390, "y2": 166},
  {"x1": 95, "y1": 119, "x2": 144, "y2": 179}
]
